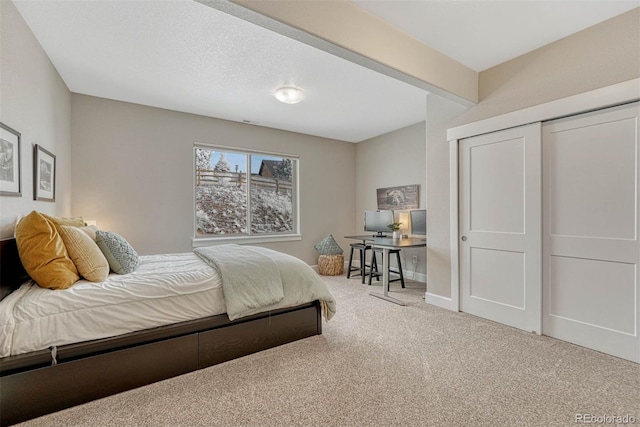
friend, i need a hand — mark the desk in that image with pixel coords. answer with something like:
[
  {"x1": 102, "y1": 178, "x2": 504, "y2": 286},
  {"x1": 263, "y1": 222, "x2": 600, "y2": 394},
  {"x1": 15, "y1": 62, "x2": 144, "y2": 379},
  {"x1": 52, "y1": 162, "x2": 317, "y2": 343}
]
[{"x1": 345, "y1": 236, "x2": 427, "y2": 306}]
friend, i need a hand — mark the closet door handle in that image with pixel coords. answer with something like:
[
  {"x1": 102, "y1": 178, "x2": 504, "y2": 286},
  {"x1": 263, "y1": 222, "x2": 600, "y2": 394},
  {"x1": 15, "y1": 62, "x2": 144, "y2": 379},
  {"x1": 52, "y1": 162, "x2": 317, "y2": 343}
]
[{"x1": 461, "y1": 236, "x2": 467, "y2": 241}]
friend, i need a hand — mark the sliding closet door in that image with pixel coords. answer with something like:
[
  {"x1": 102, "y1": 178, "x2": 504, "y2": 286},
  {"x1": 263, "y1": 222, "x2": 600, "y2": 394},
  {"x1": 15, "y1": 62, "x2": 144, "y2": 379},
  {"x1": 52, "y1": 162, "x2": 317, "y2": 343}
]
[
  {"x1": 542, "y1": 102, "x2": 640, "y2": 362},
  {"x1": 459, "y1": 123, "x2": 541, "y2": 333}
]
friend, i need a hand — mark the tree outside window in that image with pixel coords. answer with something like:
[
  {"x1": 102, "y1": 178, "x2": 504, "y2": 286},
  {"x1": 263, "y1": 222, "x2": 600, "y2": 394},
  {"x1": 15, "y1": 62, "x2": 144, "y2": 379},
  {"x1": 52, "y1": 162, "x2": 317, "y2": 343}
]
[{"x1": 194, "y1": 146, "x2": 297, "y2": 238}]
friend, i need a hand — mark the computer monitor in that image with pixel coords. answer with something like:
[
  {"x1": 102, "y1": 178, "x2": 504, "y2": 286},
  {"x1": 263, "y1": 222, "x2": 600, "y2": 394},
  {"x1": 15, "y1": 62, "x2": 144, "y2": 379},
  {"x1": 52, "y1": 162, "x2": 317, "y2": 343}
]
[
  {"x1": 364, "y1": 210, "x2": 393, "y2": 237},
  {"x1": 410, "y1": 209, "x2": 426, "y2": 236}
]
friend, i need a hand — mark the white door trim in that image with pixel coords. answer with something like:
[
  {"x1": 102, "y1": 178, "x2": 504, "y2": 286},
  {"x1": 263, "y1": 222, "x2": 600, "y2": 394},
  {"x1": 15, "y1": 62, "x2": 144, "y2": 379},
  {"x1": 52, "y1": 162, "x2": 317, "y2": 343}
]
[
  {"x1": 448, "y1": 79, "x2": 640, "y2": 313},
  {"x1": 449, "y1": 140, "x2": 460, "y2": 312},
  {"x1": 447, "y1": 78, "x2": 640, "y2": 141}
]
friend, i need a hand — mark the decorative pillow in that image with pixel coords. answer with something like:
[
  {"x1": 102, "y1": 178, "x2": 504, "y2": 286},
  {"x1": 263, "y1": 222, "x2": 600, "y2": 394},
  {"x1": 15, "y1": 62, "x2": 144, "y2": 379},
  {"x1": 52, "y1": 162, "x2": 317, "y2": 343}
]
[
  {"x1": 59, "y1": 226, "x2": 109, "y2": 282},
  {"x1": 39, "y1": 212, "x2": 85, "y2": 229},
  {"x1": 314, "y1": 234, "x2": 343, "y2": 255},
  {"x1": 79, "y1": 225, "x2": 99, "y2": 241},
  {"x1": 95, "y1": 230, "x2": 139, "y2": 274},
  {"x1": 15, "y1": 211, "x2": 79, "y2": 290}
]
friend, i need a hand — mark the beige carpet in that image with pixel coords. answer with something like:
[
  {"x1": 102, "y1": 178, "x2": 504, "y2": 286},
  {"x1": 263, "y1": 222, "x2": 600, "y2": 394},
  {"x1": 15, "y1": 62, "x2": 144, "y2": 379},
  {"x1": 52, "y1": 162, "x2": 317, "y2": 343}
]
[{"x1": 19, "y1": 276, "x2": 640, "y2": 427}]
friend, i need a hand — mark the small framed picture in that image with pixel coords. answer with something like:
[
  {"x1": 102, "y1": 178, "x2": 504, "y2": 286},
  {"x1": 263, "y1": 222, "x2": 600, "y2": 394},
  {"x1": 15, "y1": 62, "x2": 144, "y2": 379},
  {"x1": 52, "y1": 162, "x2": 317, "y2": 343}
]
[
  {"x1": 0, "y1": 122, "x2": 22, "y2": 197},
  {"x1": 34, "y1": 144, "x2": 56, "y2": 202}
]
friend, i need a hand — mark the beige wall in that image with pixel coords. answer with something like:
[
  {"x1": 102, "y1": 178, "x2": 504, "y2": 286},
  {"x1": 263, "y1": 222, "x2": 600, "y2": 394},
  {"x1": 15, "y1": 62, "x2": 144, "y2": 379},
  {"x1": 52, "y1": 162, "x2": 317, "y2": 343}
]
[
  {"x1": 70, "y1": 94, "x2": 356, "y2": 265},
  {"x1": 355, "y1": 121, "x2": 427, "y2": 276},
  {"x1": 350, "y1": 99, "x2": 466, "y2": 294},
  {"x1": 452, "y1": 7, "x2": 640, "y2": 127},
  {"x1": 425, "y1": 95, "x2": 467, "y2": 298},
  {"x1": 0, "y1": 1, "x2": 72, "y2": 238}
]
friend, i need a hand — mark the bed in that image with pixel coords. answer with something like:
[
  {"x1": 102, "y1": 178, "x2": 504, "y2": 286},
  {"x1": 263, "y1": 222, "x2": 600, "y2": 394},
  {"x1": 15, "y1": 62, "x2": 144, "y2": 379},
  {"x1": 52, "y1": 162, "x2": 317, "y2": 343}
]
[{"x1": 0, "y1": 237, "x2": 335, "y2": 425}]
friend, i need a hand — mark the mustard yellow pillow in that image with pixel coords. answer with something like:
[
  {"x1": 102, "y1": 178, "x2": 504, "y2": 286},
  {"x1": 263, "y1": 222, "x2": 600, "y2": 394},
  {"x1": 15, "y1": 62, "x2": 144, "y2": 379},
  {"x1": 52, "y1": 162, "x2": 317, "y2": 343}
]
[
  {"x1": 15, "y1": 211, "x2": 79, "y2": 290},
  {"x1": 59, "y1": 226, "x2": 109, "y2": 282},
  {"x1": 40, "y1": 212, "x2": 85, "y2": 229}
]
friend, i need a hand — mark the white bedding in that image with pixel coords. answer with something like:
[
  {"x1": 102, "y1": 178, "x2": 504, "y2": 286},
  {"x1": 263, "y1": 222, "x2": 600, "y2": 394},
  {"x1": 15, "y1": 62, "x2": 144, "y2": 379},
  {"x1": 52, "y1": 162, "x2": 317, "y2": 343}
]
[{"x1": 0, "y1": 252, "x2": 225, "y2": 357}]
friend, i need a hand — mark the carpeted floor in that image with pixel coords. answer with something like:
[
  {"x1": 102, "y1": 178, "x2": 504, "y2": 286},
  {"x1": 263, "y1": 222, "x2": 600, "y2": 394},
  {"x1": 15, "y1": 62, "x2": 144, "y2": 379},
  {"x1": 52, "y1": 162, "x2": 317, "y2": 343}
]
[{"x1": 18, "y1": 275, "x2": 640, "y2": 427}]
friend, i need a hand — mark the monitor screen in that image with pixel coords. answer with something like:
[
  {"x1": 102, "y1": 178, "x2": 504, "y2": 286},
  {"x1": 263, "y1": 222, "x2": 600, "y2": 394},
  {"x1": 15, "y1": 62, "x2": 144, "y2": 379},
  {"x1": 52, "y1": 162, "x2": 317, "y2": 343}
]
[
  {"x1": 364, "y1": 210, "x2": 393, "y2": 236},
  {"x1": 410, "y1": 209, "x2": 426, "y2": 236}
]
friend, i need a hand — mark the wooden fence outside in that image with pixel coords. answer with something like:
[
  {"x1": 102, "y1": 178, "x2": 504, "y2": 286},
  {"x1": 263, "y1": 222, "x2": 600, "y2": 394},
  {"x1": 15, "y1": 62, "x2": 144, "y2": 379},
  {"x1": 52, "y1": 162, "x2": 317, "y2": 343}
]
[{"x1": 196, "y1": 170, "x2": 292, "y2": 194}]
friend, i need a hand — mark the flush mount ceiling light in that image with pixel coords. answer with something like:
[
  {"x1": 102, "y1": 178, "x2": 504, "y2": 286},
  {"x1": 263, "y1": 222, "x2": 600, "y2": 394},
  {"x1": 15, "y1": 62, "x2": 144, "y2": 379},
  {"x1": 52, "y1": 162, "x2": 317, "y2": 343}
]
[{"x1": 273, "y1": 86, "x2": 305, "y2": 104}]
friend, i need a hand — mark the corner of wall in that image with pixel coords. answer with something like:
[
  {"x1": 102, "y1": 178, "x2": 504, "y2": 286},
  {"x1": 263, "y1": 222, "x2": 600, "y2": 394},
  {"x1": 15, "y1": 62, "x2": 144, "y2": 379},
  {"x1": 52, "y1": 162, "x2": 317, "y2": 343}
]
[
  {"x1": 0, "y1": 0, "x2": 72, "y2": 238},
  {"x1": 451, "y1": 7, "x2": 640, "y2": 127}
]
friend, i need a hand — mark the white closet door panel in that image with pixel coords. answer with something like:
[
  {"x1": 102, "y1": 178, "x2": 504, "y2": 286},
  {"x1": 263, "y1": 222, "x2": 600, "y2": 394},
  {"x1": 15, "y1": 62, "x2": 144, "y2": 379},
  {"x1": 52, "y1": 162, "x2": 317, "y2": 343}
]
[
  {"x1": 469, "y1": 137, "x2": 525, "y2": 234},
  {"x1": 547, "y1": 115, "x2": 637, "y2": 239},
  {"x1": 470, "y1": 233, "x2": 525, "y2": 251},
  {"x1": 460, "y1": 123, "x2": 541, "y2": 333},
  {"x1": 548, "y1": 237, "x2": 637, "y2": 263},
  {"x1": 543, "y1": 102, "x2": 639, "y2": 362},
  {"x1": 469, "y1": 248, "x2": 525, "y2": 309},
  {"x1": 548, "y1": 256, "x2": 636, "y2": 335}
]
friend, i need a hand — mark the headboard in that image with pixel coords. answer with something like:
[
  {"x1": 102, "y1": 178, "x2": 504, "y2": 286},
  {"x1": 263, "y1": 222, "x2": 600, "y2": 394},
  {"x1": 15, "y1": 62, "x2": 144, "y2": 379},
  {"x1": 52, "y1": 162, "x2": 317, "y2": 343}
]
[{"x1": 0, "y1": 238, "x2": 30, "y2": 300}]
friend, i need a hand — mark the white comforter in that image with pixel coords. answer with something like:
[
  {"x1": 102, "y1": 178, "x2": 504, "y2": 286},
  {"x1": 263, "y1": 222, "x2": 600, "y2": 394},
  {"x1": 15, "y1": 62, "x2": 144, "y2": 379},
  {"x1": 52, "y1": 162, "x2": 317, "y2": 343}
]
[{"x1": 0, "y1": 253, "x2": 225, "y2": 357}]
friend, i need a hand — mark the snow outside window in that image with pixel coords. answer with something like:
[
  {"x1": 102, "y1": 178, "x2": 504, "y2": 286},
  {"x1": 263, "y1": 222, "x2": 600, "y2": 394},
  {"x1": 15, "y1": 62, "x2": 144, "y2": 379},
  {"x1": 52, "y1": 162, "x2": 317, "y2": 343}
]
[{"x1": 194, "y1": 146, "x2": 298, "y2": 240}]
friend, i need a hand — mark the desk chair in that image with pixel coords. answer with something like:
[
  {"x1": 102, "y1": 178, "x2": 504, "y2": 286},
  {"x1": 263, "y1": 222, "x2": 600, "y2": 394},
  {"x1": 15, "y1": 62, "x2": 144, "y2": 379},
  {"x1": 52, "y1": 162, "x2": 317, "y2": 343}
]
[
  {"x1": 368, "y1": 248, "x2": 405, "y2": 289},
  {"x1": 347, "y1": 243, "x2": 375, "y2": 284}
]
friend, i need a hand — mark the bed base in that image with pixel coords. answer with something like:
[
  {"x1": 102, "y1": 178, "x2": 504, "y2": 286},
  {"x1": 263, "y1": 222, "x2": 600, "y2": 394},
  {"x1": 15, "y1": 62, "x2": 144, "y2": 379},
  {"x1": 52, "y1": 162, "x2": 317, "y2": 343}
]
[{"x1": 0, "y1": 238, "x2": 322, "y2": 425}]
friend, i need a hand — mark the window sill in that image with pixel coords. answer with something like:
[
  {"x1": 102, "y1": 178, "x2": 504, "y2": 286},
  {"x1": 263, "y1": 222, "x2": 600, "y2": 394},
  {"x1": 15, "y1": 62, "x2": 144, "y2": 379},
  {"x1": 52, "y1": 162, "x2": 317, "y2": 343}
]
[{"x1": 192, "y1": 234, "x2": 302, "y2": 247}]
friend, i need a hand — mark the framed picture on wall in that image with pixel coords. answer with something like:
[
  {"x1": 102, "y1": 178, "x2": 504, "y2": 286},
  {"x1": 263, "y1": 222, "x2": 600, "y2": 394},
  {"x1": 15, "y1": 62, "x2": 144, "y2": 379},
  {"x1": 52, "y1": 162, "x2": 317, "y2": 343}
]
[
  {"x1": 0, "y1": 122, "x2": 22, "y2": 197},
  {"x1": 34, "y1": 144, "x2": 56, "y2": 202},
  {"x1": 376, "y1": 184, "x2": 419, "y2": 210}
]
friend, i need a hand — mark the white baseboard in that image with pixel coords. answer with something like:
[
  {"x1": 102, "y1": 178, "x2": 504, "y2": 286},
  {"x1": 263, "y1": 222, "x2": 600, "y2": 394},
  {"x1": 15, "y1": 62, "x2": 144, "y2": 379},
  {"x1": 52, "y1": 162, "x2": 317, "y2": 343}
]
[
  {"x1": 403, "y1": 269, "x2": 426, "y2": 283},
  {"x1": 314, "y1": 262, "x2": 426, "y2": 283},
  {"x1": 425, "y1": 292, "x2": 453, "y2": 310}
]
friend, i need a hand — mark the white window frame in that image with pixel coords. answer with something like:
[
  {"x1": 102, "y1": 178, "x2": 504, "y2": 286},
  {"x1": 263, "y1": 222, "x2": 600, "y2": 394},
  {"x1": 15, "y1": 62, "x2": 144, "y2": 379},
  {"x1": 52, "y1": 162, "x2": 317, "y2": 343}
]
[{"x1": 192, "y1": 143, "x2": 301, "y2": 247}]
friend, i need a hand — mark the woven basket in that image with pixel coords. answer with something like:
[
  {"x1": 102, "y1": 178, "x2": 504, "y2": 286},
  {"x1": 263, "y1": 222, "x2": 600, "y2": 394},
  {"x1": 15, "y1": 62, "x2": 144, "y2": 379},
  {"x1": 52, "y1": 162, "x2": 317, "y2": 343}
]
[{"x1": 318, "y1": 254, "x2": 344, "y2": 276}]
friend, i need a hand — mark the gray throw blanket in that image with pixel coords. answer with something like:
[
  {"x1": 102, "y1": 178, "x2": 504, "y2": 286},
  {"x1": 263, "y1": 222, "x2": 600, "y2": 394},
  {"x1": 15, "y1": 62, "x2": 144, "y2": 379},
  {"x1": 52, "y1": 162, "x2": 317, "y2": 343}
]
[
  {"x1": 194, "y1": 245, "x2": 336, "y2": 321},
  {"x1": 194, "y1": 245, "x2": 284, "y2": 318}
]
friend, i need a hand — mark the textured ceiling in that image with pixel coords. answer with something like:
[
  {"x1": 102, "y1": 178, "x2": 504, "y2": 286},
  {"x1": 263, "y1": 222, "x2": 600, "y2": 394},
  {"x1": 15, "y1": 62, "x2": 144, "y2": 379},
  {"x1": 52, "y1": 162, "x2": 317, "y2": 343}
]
[
  {"x1": 13, "y1": 0, "x2": 428, "y2": 143},
  {"x1": 12, "y1": 0, "x2": 639, "y2": 142}
]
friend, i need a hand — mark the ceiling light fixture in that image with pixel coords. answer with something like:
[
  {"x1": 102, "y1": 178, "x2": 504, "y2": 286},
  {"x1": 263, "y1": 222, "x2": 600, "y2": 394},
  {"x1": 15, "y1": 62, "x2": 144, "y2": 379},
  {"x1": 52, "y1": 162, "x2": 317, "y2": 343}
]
[{"x1": 274, "y1": 86, "x2": 305, "y2": 104}]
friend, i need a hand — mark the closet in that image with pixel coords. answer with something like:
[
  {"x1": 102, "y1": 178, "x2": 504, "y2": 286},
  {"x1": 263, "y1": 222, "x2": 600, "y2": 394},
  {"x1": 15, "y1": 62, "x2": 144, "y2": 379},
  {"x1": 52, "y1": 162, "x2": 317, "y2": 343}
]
[{"x1": 456, "y1": 101, "x2": 639, "y2": 362}]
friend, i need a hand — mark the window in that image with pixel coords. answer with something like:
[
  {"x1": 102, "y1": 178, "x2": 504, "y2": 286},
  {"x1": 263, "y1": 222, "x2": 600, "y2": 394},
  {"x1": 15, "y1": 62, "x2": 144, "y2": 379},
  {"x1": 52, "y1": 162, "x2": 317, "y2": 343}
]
[{"x1": 194, "y1": 145, "x2": 299, "y2": 242}]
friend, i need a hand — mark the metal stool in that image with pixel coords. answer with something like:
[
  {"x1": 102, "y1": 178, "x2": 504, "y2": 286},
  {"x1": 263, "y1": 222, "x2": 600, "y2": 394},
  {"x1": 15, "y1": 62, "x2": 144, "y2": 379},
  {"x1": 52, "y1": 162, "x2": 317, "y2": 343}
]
[
  {"x1": 347, "y1": 243, "x2": 374, "y2": 284},
  {"x1": 368, "y1": 248, "x2": 405, "y2": 290}
]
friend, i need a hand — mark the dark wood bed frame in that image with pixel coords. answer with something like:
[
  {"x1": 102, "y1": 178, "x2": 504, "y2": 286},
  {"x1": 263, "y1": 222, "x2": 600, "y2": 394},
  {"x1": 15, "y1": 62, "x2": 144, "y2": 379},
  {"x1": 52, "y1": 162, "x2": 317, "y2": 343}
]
[{"x1": 0, "y1": 238, "x2": 322, "y2": 425}]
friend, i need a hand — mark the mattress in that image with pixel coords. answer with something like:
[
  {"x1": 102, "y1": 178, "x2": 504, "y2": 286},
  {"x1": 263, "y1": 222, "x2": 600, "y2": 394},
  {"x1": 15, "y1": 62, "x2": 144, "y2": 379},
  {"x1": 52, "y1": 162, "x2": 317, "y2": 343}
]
[{"x1": 0, "y1": 252, "x2": 225, "y2": 357}]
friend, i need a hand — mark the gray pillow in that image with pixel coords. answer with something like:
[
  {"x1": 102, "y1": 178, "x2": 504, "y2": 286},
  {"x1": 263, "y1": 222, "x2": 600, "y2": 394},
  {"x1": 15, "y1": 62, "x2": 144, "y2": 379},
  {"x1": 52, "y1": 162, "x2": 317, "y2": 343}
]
[
  {"x1": 314, "y1": 234, "x2": 343, "y2": 255},
  {"x1": 95, "y1": 230, "x2": 140, "y2": 274}
]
